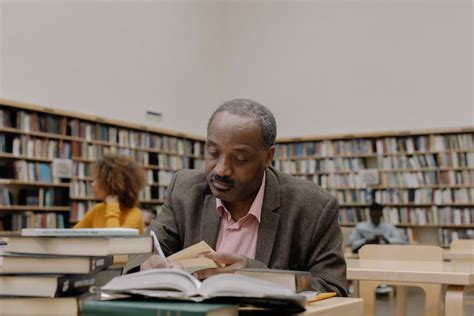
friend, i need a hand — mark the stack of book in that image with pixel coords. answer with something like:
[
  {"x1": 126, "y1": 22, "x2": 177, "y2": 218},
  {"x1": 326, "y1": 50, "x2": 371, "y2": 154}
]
[{"x1": 0, "y1": 228, "x2": 152, "y2": 315}]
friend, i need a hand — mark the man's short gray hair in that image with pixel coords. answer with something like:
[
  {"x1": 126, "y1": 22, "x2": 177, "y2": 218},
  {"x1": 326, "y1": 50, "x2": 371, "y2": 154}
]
[{"x1": 207, "y1": 98, "x2": 277, "y2": 148}]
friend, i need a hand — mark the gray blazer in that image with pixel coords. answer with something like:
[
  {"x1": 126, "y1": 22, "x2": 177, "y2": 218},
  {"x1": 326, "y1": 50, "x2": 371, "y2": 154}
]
[{"x1": 126, "y1": 167, "x2": 347, "y2": 296}]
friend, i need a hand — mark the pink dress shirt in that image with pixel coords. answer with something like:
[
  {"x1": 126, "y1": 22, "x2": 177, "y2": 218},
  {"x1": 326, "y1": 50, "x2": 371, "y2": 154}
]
[{"x1": 215, "y1": 172, "x2": 266, "y2": 260}]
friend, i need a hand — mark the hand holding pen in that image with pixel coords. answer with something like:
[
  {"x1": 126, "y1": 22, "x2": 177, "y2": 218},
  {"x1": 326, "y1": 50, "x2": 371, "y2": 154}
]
[
  {"x1": 150, "y1": 230, "x2": 170, "y2": 268},
  {"x1": 140, "y1": 231, "x2": 183, "y2": 271}
]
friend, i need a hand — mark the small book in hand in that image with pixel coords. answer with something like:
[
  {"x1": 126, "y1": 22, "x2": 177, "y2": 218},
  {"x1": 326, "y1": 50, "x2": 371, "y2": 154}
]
[{"x1": 166, "y1": 241, "x2": 224, "y2": 273}]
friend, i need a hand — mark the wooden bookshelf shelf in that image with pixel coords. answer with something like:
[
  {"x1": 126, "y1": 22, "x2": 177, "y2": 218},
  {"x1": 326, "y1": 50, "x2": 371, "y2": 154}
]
[
  {"x1": 0, "y1": 126, "x2": 82, "y2": 141},
  {"x1": 0, "y1": 231, "x2": 21, "y2": 237},
  {"x1": 0, "y1": 205, "x2": 69, "y2": 212},
  {"x1": 340, "y1": 223, "x2": 474, "y2": 229},
  {"x1": 0, "y1": 99, "x2": 205, "y2": 231},
  {"x1": 0, "y1": 152, "x2": 54, "y2": 163},
  {"x1": 70, "y1": 176, "x2": 94, "y2": 181},
  {"x1": 323, "y1": 185, "x2": 474, "y2": 190},
  {"x1": 0, "y1": 179, "x2": 70, "y2": 188},
  {"x1": 275, "y1": 153, "x2": 378, "y2": 160},
  {"x1": 69, "y1": 196, "x2": 99, "y2": 201}
]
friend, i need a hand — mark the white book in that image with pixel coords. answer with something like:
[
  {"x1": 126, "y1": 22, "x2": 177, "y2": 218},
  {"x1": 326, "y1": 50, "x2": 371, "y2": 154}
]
[{"x1": 21, "y1": 228, "x2": 139, "y2": 237}]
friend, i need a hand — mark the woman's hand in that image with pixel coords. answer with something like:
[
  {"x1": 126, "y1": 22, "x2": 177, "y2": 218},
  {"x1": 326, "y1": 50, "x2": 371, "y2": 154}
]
[{"x1": 105, "y1": 195, "x2": 119, "y2": 204}]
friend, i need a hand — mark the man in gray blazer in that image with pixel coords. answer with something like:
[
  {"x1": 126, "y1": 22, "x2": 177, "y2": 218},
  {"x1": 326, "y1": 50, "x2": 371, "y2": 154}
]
[{"x1": 126, "y1": 99, "x2": 347, "y2": 296}]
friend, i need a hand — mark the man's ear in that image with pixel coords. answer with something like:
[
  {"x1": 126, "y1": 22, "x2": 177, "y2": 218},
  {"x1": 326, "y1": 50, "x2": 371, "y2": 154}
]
[{"x1": 264, "y1": 145, "x2": 275, "y2": 168}]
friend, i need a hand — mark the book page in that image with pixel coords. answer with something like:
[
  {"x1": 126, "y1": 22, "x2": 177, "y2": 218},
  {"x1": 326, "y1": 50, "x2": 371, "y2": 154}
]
[
  {"x1": 167, "y1": 241, "x2": 214, "y2": 261},
  {"x1": 101, "y1": 268, "x2": 201, "y2": 296},
  {"x1": 199, "y1": 274, "x2": 295, "y2": 298}
]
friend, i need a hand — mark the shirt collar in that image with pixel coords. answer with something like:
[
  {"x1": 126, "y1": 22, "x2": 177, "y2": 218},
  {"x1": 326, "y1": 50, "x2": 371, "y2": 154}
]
[{"x1": 216, "y1": 171, "x2": 266, "y2": 223}]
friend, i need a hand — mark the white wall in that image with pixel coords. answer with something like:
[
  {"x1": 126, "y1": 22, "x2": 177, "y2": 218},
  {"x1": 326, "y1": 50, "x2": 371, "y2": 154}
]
[
  {"x1": 0, "y1": 0, "x2": 224, "y2": 137},
  {"x1": 1, "y1": 0, "x2": 472, "y2": 138}
]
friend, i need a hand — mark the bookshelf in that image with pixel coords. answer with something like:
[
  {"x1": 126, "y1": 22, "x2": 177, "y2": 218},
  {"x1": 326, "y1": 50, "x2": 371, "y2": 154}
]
[
  {"x1": 274, "y1": 128, "x2": 474, "y2": 247},
  {"x1": 0, "y1": 99, "x2": 205, "y2": 234}
]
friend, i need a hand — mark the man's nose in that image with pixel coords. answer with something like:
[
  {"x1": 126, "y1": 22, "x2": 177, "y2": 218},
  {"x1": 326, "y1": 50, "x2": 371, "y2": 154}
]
[{"x1": 215, "y1": 156, "x2": 232, "y2": 177}]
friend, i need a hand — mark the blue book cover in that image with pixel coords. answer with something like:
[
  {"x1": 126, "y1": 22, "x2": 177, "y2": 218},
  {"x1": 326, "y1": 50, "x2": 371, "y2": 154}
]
[{"x1": 38, "y1": 163, "x2": 52, "y2": 182}]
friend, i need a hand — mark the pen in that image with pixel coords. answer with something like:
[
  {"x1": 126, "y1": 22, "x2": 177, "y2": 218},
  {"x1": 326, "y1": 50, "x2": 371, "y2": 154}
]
[{"x1": 150, "y1": 230, "x2": 170, "y2": 268}]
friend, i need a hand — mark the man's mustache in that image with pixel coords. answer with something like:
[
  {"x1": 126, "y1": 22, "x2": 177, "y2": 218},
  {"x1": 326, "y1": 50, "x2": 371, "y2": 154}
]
[{"x1": 211, "y1": 174, "x2": 235, "y2": 186}]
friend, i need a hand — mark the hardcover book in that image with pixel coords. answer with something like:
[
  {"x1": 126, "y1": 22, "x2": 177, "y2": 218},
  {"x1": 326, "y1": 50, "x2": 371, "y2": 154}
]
[
  {"x1": 0, "y1": 268, "x2": 122, "y2": 297},
  {"x1": 0, "y1": 254, "x2": 113, "y2": 274},
  {"x1": 5, "y1": 236, "x2": 152, "y2": 256}
]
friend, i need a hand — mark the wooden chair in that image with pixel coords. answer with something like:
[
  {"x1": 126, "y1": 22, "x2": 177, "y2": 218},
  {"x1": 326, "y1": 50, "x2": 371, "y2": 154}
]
[
  {"x1": 450, "y1": 239, "x2": 474, "y2": 263},
  {"x1": 340, "y1": 226, "x2": 354, "y2": 256},
  {"x1": 358, "y1": 244, "x2": 443, "y2": 316}
]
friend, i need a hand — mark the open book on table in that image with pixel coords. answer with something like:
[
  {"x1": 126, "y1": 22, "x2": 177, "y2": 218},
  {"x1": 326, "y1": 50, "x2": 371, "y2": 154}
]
[{"x1": 101, "y1": 268, "x2": 307, "y2": 311}]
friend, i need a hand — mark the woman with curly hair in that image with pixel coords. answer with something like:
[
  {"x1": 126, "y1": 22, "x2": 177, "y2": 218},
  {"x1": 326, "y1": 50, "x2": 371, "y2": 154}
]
[{"x1": 74, "y1": 154, "x2": 146, "y2": 234}]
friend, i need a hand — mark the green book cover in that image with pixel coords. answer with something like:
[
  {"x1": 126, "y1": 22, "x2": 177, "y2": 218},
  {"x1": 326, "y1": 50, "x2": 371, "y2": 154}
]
[{"x1": 82, "y1": 300, "x2": 238, "y2": 316}]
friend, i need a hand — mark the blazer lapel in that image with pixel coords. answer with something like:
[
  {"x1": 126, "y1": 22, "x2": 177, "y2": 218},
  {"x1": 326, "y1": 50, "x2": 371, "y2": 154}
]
[
  {"x1": 255, "y1": 168, "x2": 280, "y2": 266},
  {"x1": 200, "y1": 194, "x2": 221, "y2": 249}
]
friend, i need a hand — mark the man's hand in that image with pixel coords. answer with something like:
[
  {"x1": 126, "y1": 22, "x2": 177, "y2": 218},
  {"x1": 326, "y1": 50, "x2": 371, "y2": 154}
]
[
  {"x1": 378, "y1": 234, "x2": 390, "y2": 243},
  {"x1": 193, "y1": 252, "x2": 248, "y2": 280},
  {"x1": 140, "y1": 255, "x2": 183, "y2": 271},
  {"x1": 105, "y1": 195, "x2": 119, "y2": 205}
]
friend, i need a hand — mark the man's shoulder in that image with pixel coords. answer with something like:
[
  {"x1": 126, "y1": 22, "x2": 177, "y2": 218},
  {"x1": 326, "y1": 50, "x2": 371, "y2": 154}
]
[
  {"x1": 174, "y1": 169, "x2": 207, "y2": 183},
  {"x1": 170, "y1": 169, "x2": 209, "y2": 193},
  {"x1": 270, "y1": 168, "x2": 335, "y2": 204}
]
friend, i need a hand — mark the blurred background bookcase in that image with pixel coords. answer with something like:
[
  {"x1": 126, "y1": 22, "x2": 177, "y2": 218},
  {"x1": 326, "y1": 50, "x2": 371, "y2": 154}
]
[
  {"x1": 0, "y1": 99, "x2": 205, "y2": 235},
  {"x1": 273, "y1": 128, "x2": 474, "y2": 247}
]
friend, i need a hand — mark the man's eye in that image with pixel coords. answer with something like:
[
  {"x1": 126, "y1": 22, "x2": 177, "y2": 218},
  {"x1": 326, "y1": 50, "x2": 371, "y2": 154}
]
[
  {"x1": 208, "y1": 150, "x2": 219, "y2": 157},
  {"x1": 236, "y1": 157, "x2": 248, "y2": 163}
]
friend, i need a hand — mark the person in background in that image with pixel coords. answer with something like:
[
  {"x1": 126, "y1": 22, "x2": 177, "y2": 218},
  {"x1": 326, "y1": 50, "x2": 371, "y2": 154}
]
[
  {"x1": 349, "y1": 202, "x2": 404, "y2": 294},
  {"x1": 74, "y1": 154, "x2": 146, "y2": 234},
  {"x1": 125, "y1": 98, "x2": 347, "y2": 296},
  {"x1": 349, "y1": 202, "x2": 404, "y2": 254}
]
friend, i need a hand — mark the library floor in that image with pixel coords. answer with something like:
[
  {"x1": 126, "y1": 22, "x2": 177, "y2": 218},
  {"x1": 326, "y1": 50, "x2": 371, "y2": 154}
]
[{"x1": 369, "y1": 286, "x2": 474, "y2": 316}]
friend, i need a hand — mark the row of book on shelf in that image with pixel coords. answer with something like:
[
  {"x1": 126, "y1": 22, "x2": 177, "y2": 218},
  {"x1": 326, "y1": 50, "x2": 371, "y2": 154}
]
[
  {"x1": 0, "y1": 108, "x2": 205, "y2": 155},
  {"x1": 378, "y1": 152, "x2": 473, "y2": 169},
  {"x1": 274, "y1": 133, "x2": 473, "y2": 158},
  {"x1": 396, "y1": 227, "x2": 473, "y2": 245},
  {"x1": 0, "y1": 187, "x2": 68, "y2": 207},
  {"x1": 308, "y1": 171, "x2": 474, "y2": 188},
  {"x1": 0, "y1": 212, "x2": 66, "y2": 231},
  {"x1": 339, "y1": 206, "x2": 474, "y2": 226},
  {"x1": 330, "y1": 188, "x2": 474, "y2": 204},
  {"x1": 0, "y1": 159, "x2": 196, "y2": 185},
  {"x1": 0, "y1": 134, "x2": 203, "y2": 167},
  {"x1": 273, "y1": 154, "x2": 474, "y2": 174}
]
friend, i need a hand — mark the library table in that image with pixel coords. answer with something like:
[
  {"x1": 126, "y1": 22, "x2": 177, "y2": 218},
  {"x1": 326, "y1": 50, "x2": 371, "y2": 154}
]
[
  {"x1": 298, "y1": 297, "x2": 363, "y2": 316},
  {"x1": 346, "y1": 250, "x2": 474, "y2": 262},
  {"x1": 346, "y1": 258, "x2": 474, "y2": 316}
]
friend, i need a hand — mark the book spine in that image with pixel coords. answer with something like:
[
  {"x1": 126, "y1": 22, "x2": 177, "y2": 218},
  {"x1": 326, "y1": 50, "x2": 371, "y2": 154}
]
[
  {"x1": 56, "y1": 268, "x2": 122, "y2": 297},
  {"x1": 90, "y1": 256, "x2": 114, "y2": 273}
]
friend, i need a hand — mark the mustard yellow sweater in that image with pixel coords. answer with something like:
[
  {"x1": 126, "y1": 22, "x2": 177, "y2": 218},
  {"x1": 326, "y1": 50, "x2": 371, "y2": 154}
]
[{"x1": 73, "y1": 202, "x2": 144, "y2": 234}]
